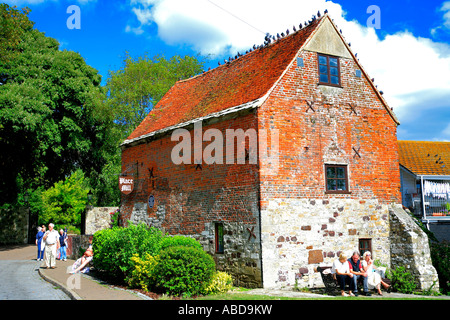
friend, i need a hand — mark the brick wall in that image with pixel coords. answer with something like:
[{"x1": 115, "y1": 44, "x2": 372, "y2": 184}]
[
  {"x1": 121, "y1": 112, "x2": 263, "y2": 287},
  {"x1": 257, "y1": 49, "x2": 402, "y2": 288}
]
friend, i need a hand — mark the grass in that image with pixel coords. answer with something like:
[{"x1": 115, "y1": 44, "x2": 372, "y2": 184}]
[{"x1": 189, "y1": 287, "x2": 449, "y2": 300}]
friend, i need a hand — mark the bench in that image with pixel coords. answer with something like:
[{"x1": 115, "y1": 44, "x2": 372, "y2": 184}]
[{"x1": 315, "y1": 266, "x2": 391, "y2": 295}]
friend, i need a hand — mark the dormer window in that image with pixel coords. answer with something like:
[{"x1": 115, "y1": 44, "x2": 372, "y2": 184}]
[{"x1": 318, "y1": 54, "x2": 341, "y2": 86}]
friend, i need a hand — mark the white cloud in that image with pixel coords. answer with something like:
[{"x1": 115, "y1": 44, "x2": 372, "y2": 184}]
[
  {"x1": 128, "y1": 0, "x2": 342, "y2": 55},
  {"x1": 127, "y1": 0, "x2": 450, "y2": 139},
  {"x1": 441, "y1": 1, "x2": 450, "y2": 29}
]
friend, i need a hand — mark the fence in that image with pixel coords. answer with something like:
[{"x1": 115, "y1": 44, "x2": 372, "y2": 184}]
[{"x1": 421, "y1": 179, "x2": 450, "y2": 218}]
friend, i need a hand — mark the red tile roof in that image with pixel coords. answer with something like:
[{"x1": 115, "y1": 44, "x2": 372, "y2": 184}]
[
  {"x1": 126, "y1": 17, "x2": 321, "y2": 142},
  {"x1": 398, "y1": 140, "x2": 450, "y2": 175}
]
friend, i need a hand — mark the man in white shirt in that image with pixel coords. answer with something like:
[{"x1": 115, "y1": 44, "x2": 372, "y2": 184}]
[{"x1": 43, "y1": 223, "x2": 60, "y2": 269}]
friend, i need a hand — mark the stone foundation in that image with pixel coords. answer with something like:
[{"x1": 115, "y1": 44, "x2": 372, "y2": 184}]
[{"x1": 260, "y1": 198, "x2": 391, "y2": 289}]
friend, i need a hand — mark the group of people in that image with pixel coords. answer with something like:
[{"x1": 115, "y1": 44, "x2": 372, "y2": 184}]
[
  {"x1": 35, "y1": 224, "x2": 93, "y2": 274},
  {"x1": 331, "y1": 251, "x2": 391, "y2": 296},
  {"x1": 35, "y1": 223, "x2": 68, "y2": 268}
]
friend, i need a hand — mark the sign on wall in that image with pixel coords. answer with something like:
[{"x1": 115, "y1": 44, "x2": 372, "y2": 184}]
[
  {"x1": 148, "y1": 195, "x2": 155, "y2": 208},
  {"x1": 119, "y1": 176, "x2": 134, "y2": 194}
]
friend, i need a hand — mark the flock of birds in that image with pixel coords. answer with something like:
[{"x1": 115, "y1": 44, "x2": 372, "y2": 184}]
[
  {"x1": 199, "y1": 10, "x2": 387, "y2": 101},
  {"x1": 218, "y1": 10, "x2": 328, "y2": 66}
]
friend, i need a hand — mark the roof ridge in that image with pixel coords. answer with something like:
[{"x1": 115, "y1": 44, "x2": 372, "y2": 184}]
[{"x1": 177, "y1": 13, "x2": 325, "y2": 84}]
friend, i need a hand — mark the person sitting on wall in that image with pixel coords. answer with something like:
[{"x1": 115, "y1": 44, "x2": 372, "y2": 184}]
[
  {"x1": 348, "y1": 251, "x2": 371, "y2": 296},
  {"x1": 331, "y1": 252, "x2": 354, "y2": 296},
  {"x1": 70, "y1": 237, "x2": 93, "y2": 274}
]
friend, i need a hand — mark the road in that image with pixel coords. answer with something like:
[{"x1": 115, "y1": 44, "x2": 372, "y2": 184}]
[{"x1": 0, "y1": 245, "x2": 70, "y2": 300}]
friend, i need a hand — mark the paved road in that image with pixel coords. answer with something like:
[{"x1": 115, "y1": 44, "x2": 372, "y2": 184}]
[{"x1": 0, "y1": 245, "x2": 70, "y2": 300}]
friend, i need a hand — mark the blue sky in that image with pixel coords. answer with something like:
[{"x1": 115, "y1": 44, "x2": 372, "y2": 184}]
[{"x1": 4, "y1": 0, "x2": 450, "y2": 141}]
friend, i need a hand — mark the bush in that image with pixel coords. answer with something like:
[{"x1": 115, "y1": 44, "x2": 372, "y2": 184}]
[
  {"x1": 153, "y1": 246, "x2": 215, "y2": 296},
  {"x1": 93, "y1": 223, "x2": 165, "y2": 280},
  {"x1": 159, "y1": 235, "x2": 203, "y2": 251},
  {"x1": 127, "y1": 253, "x2": 159, "y2": 291},
  {"x1": 430, "y1": 241, "x2": 450, "y2": 294},
  {"x1": 203, "y1": 271, "x2": 233, "y2": 295},
  {"x1": 389, "y1": 266, "x2": 417, "y2": 294}
]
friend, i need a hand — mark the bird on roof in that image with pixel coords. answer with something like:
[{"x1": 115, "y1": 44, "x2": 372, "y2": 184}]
[
  {"x1": 293, "y1": 25, "x2": 297, "y2": 32},
  {"x1": 318, "y1": 11, "x2": 321, "y2": 17},
  {"x1": 286, "y1": 29, "x2": 289, "y2": 35},
  {"x1": 324, "y1": 9, "x2": 328, "y2": 14},
  {"x1": 277, "y1": 33, "x2": 281, "y2": 39},
  {"x1": 299, "y1": 23, "x2": 303, "y2": 29}
]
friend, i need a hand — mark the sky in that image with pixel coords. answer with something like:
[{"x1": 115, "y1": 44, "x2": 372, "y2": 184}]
[{"x1": 3, "y1": 0, "x2": 450, "y2": 141}]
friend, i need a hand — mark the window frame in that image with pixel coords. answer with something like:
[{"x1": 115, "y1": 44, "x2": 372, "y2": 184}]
[
  {"x1": 317, "y1": 53, "x2": 341, "y2": 87},
  {"x1": 359, "y1": 238, "x2": 372, "y2": 258},
  {"x1": 215, "y1": 222, "x2": 224, "y2": 254},
  {"x1": 325, "y1": 164, "x2": 350, "y2": 194}
]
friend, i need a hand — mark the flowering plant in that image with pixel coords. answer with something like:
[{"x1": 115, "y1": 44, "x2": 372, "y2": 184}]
[{"x1": 110, "y1": 208, "x2": 120, "y2": 228}]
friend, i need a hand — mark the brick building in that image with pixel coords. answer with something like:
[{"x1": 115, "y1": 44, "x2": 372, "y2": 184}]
[{"x1": 120, "y1": 13, "x2": 438, "y2": 290}]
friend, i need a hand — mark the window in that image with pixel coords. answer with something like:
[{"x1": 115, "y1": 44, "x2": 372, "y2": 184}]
[
  {"x1": 318, "y1": 54, "x2": 341, "y2": 86},
  {"x1": 325, "y1": 164, "x2": 349, "y2": 193},
  {"x1": 215, "y1": 223, "x2": 224, "y2": 253},
  {"x1": 359, "y1": 239, "x2": 372, "y2": 257}
]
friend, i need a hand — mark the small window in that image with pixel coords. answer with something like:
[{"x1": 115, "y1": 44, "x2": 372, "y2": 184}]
[
  {"x1": 318, "y1": 54, "x2": 341, "y2": 86},
  {"x1": 359, "y1": 239, "x2": 372, "y2": 257},
  {"x1": 215, "y1": 223, "x2": 224, "y2": 253},
  {"x1": 325, "y1": 164, "x2": 349, "y2": 193}
]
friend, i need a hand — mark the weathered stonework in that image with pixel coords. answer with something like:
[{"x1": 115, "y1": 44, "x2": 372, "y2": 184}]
[
  {"x1": 389, "y1": 205, "x2": 439, "y2": 291},
  {"x1": 260, "y1": 198, "x2": 391, "y2": 288},
  {"x1": 85, "y1": 207, "x2": 118, "y2": 235}
]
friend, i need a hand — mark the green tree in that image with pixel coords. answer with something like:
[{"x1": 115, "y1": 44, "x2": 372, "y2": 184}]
[
  {"x1": 40, "y1": 170, "x2": 89, "y2": 230},
  {"x1": 0, "y1": 14, "x2": 116, "y2": 203},
  {"x1": 0, "y1": 4, "x2": 33, "y2": 63},
  {"x1": 106, "y1": 53, "x2": 205, "y2": 139}
]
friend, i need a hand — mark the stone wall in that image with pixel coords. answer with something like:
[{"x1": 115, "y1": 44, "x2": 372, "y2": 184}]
[
  {"x1": 85, "y1": 207, "x2": 118, "y2": 235},
  {"x1": 389, "y1": 205, "x2": 439, "y2": 291},
  {"x1": 260, "y1": 198, "x2": 391, "y2": 289},
  {"x1": 66, "y1": 234, "x2": 92, "y2": 260},
  {"x1": 0, "y1": 207, "x2": 28, "y2": 244}
]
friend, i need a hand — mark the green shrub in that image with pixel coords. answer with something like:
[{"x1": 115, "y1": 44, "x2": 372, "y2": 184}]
[
  {"x1": 93, "y1": 223, "x2": 165, "y2": 280},
  {"x1": 203, "y1": 271, "x2": 233, "y2": 295},
  {"x1": 153, "y1": 246, "x2": 215, "y2": 296},
  {"x1": 390, "y1": 266, "x2": 417, "y2": 294},
  {"x1": 430, "y1": 241, "x2": 450, "y2": 294},
  {"x1": 127, "y1": 253, "x2": 159, "y2": 291},
  {"x1": 159, "y1": 235, "x2": 203, "y2": 251}
]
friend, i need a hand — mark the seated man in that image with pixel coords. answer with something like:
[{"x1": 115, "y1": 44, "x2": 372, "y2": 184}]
[{"x1": 348, "y1": 251, "x2": 371, "y2": 296}]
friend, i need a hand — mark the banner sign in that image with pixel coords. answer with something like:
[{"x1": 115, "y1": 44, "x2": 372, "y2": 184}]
[{"x1": 119, "y1": 176, "x2": 134, "y2": 194}]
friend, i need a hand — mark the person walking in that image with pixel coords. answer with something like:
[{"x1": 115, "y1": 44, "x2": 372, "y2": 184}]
[
  {"x1": 35, "y1": 227, "x2": 45, "y2": 261},
  {"x1": 58, "y1": 229, "x2": 67, "y2": 261},
  {"x1": 43, "y1": 223, "x2": 60, "y2": 269}
]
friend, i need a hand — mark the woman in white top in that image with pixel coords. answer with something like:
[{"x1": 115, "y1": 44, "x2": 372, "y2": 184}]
[
  {"x1": 331, "y1": 252, "x2": 354, "y2": 296},
  {"x1": 361, "y1": 251, "x2": 391, "y2": 295}
]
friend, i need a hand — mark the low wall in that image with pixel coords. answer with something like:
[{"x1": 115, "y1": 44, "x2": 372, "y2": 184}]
[
  {"x1": 0, "y1": 207, "x2": 28, "y2": 244},
  {"x1": 66, "y1": 234, "x2": 93, "y2": 260},
  {"x1": 389, "y1": 205, "x2": 440, "y2": 292},
  {"x1": 85, "y1": 207, "x2": 118, "y2": 234}
]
